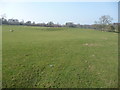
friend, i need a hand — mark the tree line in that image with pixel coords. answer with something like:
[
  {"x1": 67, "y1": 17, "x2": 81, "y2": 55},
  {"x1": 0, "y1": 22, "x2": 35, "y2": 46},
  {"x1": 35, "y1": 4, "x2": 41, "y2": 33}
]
[{"x1": 0, "y1": 14, "x2": 119, "y2": 32}]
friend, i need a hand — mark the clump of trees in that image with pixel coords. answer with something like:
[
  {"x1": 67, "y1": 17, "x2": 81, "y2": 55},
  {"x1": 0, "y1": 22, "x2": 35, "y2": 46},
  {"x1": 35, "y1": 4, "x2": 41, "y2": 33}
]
[
  {"x1": 93, "y1": 15, "x2": 118, "y2": 32},
  {"x1": 65, "y1": 22, "x2": 76, "y2": 27}
]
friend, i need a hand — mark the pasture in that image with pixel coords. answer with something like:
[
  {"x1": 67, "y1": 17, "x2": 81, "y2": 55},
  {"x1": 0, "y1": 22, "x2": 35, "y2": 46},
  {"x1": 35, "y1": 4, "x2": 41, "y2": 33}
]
[{"x1": 2, "y1": 25, "x2": 118, "y2": 88}]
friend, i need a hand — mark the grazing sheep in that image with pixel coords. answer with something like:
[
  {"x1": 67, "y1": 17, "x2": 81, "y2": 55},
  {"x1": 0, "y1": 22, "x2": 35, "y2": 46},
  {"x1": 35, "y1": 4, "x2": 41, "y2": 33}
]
[{"x1": 10, "y1": 30, "x2": 14, "y2": 32}]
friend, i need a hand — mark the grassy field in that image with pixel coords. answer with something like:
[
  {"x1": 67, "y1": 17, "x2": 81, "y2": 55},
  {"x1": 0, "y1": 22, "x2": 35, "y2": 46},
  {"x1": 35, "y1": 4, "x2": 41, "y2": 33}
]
[{"x1": 2, "y1": 25, "x2": 118, "y2": 88}]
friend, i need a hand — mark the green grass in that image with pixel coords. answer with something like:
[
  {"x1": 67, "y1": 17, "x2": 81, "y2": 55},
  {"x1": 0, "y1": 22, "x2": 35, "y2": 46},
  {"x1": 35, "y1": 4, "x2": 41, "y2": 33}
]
[{"x1": 2, "y1": 25, "x2": 118, "y2": 88}]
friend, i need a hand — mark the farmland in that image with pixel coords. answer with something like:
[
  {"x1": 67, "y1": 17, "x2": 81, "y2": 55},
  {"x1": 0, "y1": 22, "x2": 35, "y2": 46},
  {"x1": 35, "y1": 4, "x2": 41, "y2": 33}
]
[{"x1": 2, "y1": 25, "x2": 118, "y2": 88}]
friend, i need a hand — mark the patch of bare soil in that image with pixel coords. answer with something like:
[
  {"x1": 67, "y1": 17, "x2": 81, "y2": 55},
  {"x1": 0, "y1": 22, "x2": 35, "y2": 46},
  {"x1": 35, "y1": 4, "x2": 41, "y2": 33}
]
[{"x1": 83, "y1": 43, "x2": 99, "y2": 47}]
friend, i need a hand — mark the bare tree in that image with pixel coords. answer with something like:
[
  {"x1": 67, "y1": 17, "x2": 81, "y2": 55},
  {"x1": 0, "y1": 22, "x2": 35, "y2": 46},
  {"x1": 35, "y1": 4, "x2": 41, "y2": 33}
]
[
  {"x1": 94, "y1": 15, "x2": 114, "y2": 31},
  {"x1": 99, "y1": 15, "x2": 113, "y2": 25}
]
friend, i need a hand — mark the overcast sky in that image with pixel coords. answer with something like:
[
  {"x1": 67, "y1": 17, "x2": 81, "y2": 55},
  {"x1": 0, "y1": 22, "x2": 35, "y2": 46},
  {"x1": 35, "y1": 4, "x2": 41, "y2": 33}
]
[{"x1": 0, "y1": 1, "x2": 118, "y2": 25}]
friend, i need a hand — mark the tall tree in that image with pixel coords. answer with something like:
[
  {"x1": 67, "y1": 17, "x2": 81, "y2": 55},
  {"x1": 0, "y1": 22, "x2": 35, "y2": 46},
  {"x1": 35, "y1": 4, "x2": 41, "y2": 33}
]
[
  {"x1": 99, "y1": 15, "x2": 113, "y2": 25},
  {"x1": 94, "y1": 15, "x2": 113, "y2": 31},
  {"x1": 0, "y1": 13, "x2": 8, "y2": 24}
]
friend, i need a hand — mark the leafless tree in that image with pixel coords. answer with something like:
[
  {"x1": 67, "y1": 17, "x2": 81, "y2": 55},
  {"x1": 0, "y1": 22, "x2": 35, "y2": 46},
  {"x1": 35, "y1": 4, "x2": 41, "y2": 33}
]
[
  {"x1": 94, "y1": 15, "x2": 114, "y2": 31},
  {"x1": 99, "y1": 15, "x2": 113, "y2": 25}
]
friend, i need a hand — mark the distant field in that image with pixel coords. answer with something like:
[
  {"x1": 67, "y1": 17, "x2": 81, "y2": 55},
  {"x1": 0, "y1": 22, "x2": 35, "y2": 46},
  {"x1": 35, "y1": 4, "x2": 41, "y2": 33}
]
[{"x1": 2, "y1": 25, "x2": 118, "y2": 88}]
